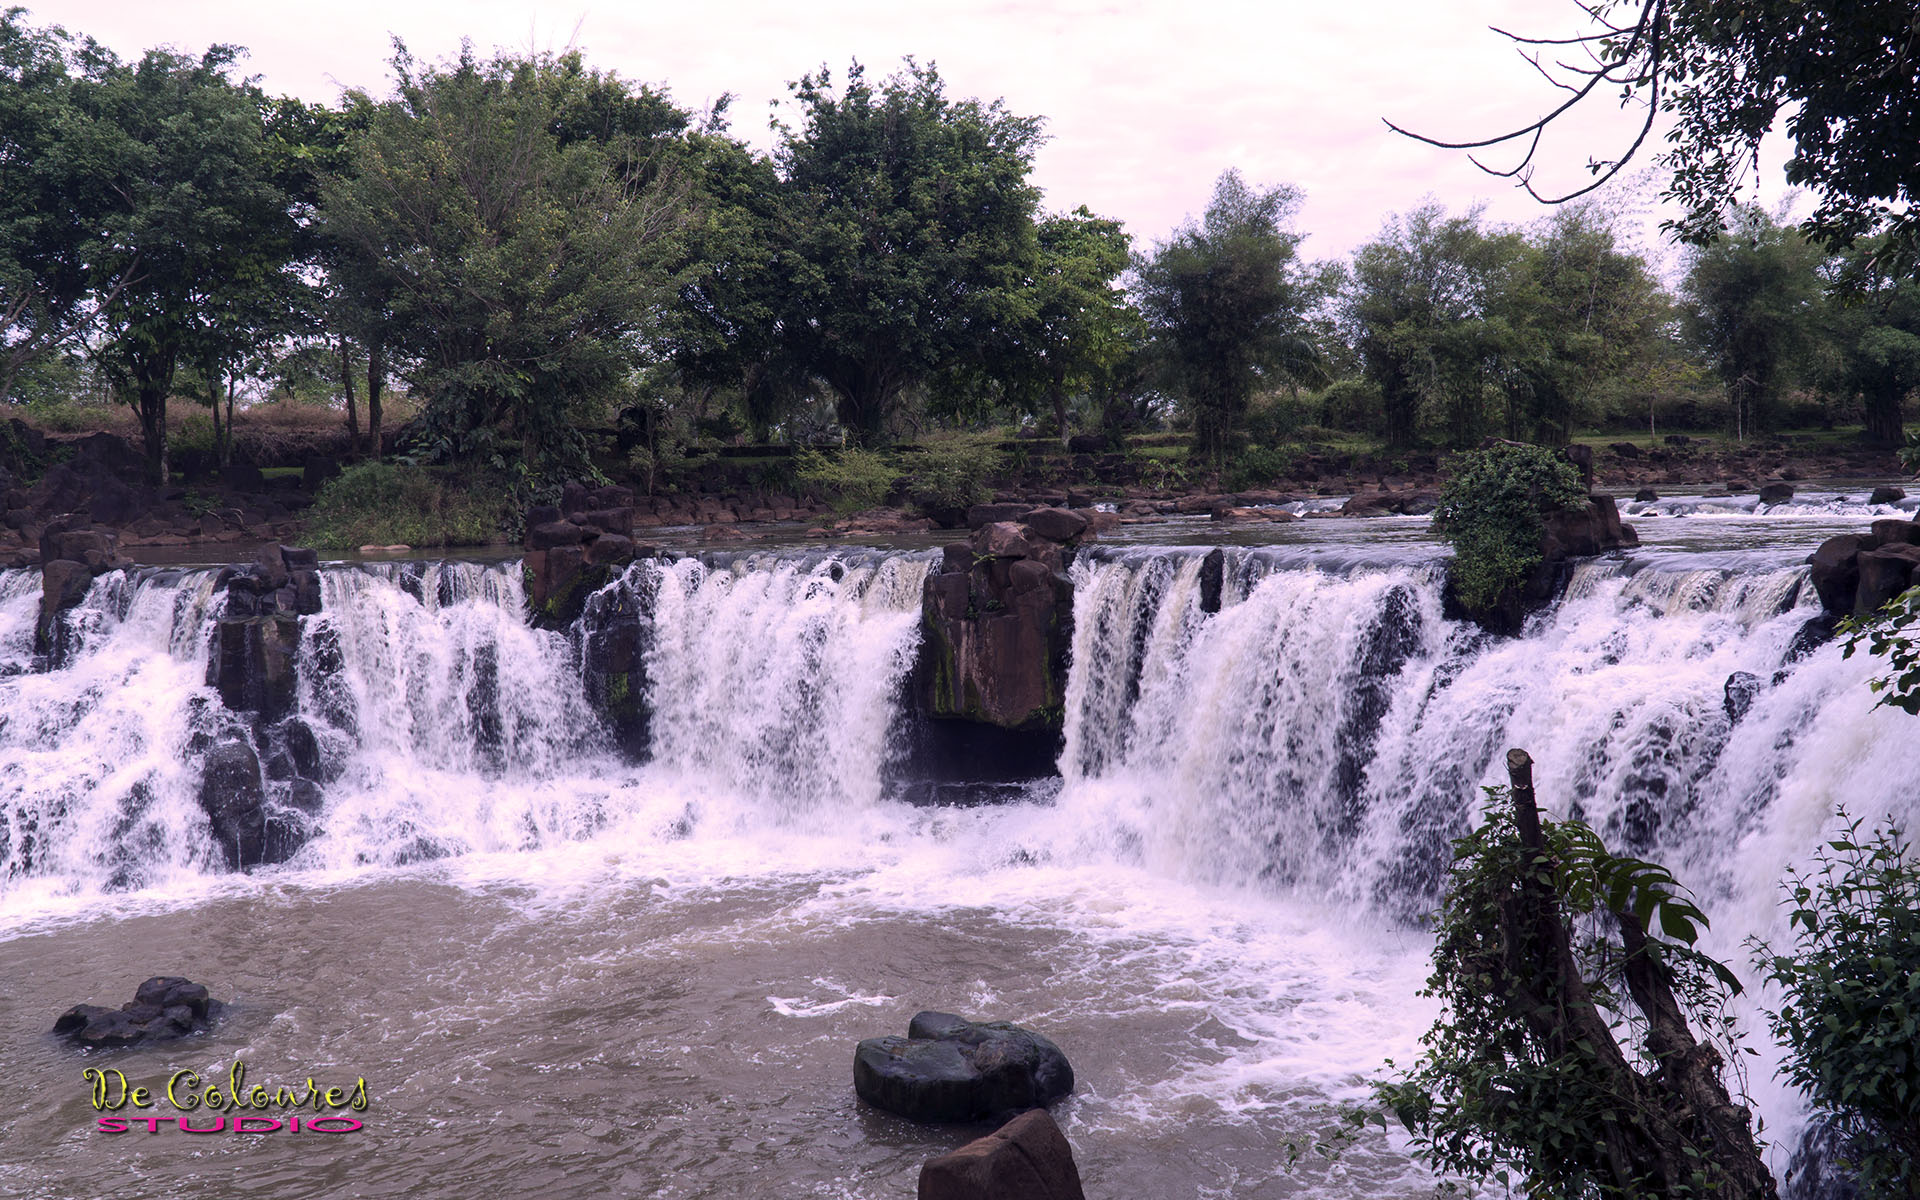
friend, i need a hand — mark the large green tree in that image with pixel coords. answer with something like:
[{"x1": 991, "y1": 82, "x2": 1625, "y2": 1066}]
[
  {"x1": 0, "y1": 10, "x2": 134, "y2": 403},
  {"x1": 771, "y1": 60, "x2": 1045, "y2": 444},
  {"x1": 1821, "y1": 239, "x2": 1920, "y2": 445},
  {"x1": 1133, "y1": 170, "x2": 1317, "y2": 469},
  {"x1": 1680, "y1": 206, "x2": 1825, "y2": 438},
  {"x1": 76, "y1": 40, "x2": 300, "y2": 482},
  {"x1": 1343, "y1": 203, "x2": 1523, "y2": 449},
  {"x1": 321, "y1": 45, "x2": 691, "y2": 476}
]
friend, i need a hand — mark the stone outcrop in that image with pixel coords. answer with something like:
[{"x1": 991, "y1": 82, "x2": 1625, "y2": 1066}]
[
  {"x1": 1807, "y1": 518, "x2": 1920, "y2": 616},
  {"x1": 918, "y1": 1109, "x2": 1087, "y2": 1200},
  {"x1": 523, "y1": 483, "x2": 650, "y2": 629},
  {"x1": 199, "y1": 545, "x2": 329, "y2": 870},
  {"x1": 32, "y1": 517, "x2": 133, "y2": 664},
  {"x1": 53, "y1": 976, "x2": 225, "y2": 1048},
  {"x1": 1454, "y1": 495, "x2": 1639, "y2": 635},
  {"x1": 855, "y1": 1011, "x2": 1076, "y2": 1123}
]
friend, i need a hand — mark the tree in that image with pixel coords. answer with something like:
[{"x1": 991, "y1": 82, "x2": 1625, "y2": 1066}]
[
  {"x1": 1134, "y1": 170, "x2": 1317, "y2": 469},
  {"x1": 1502, "y1": 205, "x2": 1668, "y2": 444},
  {"x1": 1822, "y1": 239, "x2": 1920, "y2": 445},
  {"x1": 1680, "y1": 206, "x2": 1825, "y2": 438},
  {"x1": 1004, "y1": 207, "x2": 1134, "y2": 447},
  {"x1": 1384, "y1": 751, "x2": 1773, "y2": 1199},
  {"x1": 0, "y1": 10, "x2": 135, "y2": 403},
  {"x1": 75, "y1": 40, "x2": 300, "y2": 482},
  {"x1": 321, "y1": 44, "x2": 690, "y2": 477},
  {"x1": 772, "y1": 59, "x2": 1045, "y2": 444},
  {"x1": 1391, "y1": 1, "x2": 1920, "y2": 271},
  {"x1": 1344, "y1": 203, "x2": 1520, "y2": 449}
]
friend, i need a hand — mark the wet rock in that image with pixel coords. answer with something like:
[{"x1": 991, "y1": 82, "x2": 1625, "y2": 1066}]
[
  {"x1": 199, "y1": 739, "x2": 267, "y2": 868},
  {"x1": 527, "y1": 520, "x2": 588, "y2": 550},
  {"x1": 1758, "y1": 482, "x2": 1795, "y2": 504},
  {"x1": 1020, "y1": 507, "x2": 1087, "y2": 544},
  {"x1": 1870, "y1": 485, "x2": 1906, "y2": 505},
  {"x1": 1807, "y1": 533, "x2": 1875, "y2": 614},
  {"x1": 1724, "y1": 672, "x2": 1764, "y2": 723},
  {"x1": 966, "y1": 503, "x2": 1031, "y2": 530},
  {"x1": 1635, "y1": 488, "x2": 1660, "y2": 502},
  {"x1": 1199, "y1": 547, "x2": 1225, "y2": 615},
  {"x1": 209, "y1": 615, "x2": 301, "y2": 720},
  {"x1": 1870, "y1": 518, "x2": 1920, "y2": 547},
  {"x1": 918, "y1": 1108, "x2": 1087, "y2": 1200},
  {"x1": 53, "y1": 976, "x2": 224, "y2": 1048},
  {"x1": 854, "y1": 1011, "x2": 1074, "y2": 1123},
  {"x1": 1855, "y1": 544, "x2": 1920, "y2": 614}
]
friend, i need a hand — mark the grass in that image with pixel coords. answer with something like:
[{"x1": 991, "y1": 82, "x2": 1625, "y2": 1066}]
[{"x1": 302, "y1": 462, "x2": 509, "y2": 550}]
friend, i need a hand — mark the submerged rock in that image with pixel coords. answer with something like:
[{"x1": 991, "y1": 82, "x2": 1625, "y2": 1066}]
[
  {"x1": 918, "y1": 1108, "x2": 1087, "y2": 1200},
  {"x1": 854, "y1": 1011, "x2": 1074, "y2": 1123},
  {"x1": 53, "y1": 976, "x2": 225, "y2": 1048}
]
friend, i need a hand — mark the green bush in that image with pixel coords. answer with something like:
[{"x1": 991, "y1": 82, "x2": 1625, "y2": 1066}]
[
  {"x1": 793, "y1": 446, "x2": 902, "y2": 514},
  {"x1": 1434, "y1": 443, "x2": 1587, "y2": 612},
  {"x1": 900, "y1": 433, "x2": 1004, "y2": 513},
  {"x1": 1754, "y1": 816, "x2": 1920, "y2": 1197},
  {"x1": 1841, "y1": 585, "x2": 1920, "y2": 714},
  {"x1": 304, "y1": 462, "x2": 507, "y2": 550},
  {"x1": 1223, "y1": 444, "x2": 1294, "y2": 491}
]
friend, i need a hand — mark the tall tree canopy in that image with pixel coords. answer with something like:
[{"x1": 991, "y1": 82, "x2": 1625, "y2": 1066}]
[
  {"x1": 321, "y1": 44, "x2": 691, "y2": 477},
  {"x1": 1821, "y1": 239, "x2": 1920, "y2": 445},
  {"x1": 771, "y1": 60, "x2": 1045, "y2": 444},
  {"x1": 1134, "y1": 170, "x2": 1316, "y2": 469},
  {"x1": 76, "y1": 39, "x2": 300, "y2": 482},
  {"x1": 1681, "y1": 205, "x2": 1825, "y2": 438},
  {"x1": 0, "y1": 10, "x2": 132, "y2": 402}
]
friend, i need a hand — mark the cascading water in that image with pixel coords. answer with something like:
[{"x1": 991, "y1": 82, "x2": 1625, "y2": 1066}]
[{"x1": 1, "y1": 529, "x2": 1910, "y2": 1198}]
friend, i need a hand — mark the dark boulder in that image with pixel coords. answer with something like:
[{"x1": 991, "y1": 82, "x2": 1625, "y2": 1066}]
[
  {"x1": 966, "y1": 503, "x2": 1031, "y2": 530},
  {"x1": 1758, "y1": 482, "x2": 1795, "y2": 504},
  {"x1": 1609, "y1": 442, "x2": 1641, "y2": 459},
  {"x1": 1021, "y1": 507, "x2": 1088, "y2": 544},
  {"x1": 1199, "y1": 547, "x2": 1225, "y2": 615},
  {"x1": 1855, "y1": 544, "x2": 1920, "y2": 614},
  {"x1": 854, "y1": 1011, "x2": 1074, "y2": 1123},
  {"x1": 1724, "y1": 672, "x2": 1763, "y2": 723},
  {"x1": 1635, "y1": 488, "x2": 1659, "y2": 502},
  {"x1": 918, "y1": 1108, "x2": 1087, "y2": 1200},
  {"x1": 1807, "y1": 533, "x2": 1875, "y2": 614},
  {"x1": 1871, "y1": 485, "x2": 1907, "y2": 506},
  {"x1": 53, "y1": 976, "x2": 224, "y2": 1048},
  {"x1": 1870, "y1": 518, "x2": 1920, "y2": 547},
  {"x1": 209, "y1": 616, "x2": 301, "y2": 720},
  {"x1": 527, "y1": 520, "x2": 588, "y2": 550},
  {"x1": 302, "y1": 456, "x2": 341, "y2": 491},
  {"x1": 199, "y1": 740, "x2": 267, "y2": 869}
]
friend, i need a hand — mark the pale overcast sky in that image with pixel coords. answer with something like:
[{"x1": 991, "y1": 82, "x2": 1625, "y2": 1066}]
[{"x1": 43, "y1": 0, "x2": 1791, "y2": 266}]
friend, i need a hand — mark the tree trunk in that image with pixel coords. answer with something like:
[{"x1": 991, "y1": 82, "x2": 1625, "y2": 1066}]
[
  {"x1": 1052, "y1": 372, "x2": 1069, "y2": 451},
  {"x1": 340, "y1": 335, "x2": 360, "y2": 459},
  {"x1": 1503, "y1": 749, "x2": 1776, "y2": 1199},
  {"x1": 366, "y1": 339, "x2": 385, "y2": 461},
  {"x1": 1863, "y1": 380, "x2": 1905, "y2": 446},
  {"x1": 220, "y1": 370, "x2": 236, "y2": 469}
]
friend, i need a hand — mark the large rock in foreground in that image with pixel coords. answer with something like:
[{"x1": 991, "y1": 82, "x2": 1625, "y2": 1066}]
[
  {"x1": 855, "y1": 1011, "x2": 1074, "y2": 1123},
  {"x1": 1807, "y1": 518, "x2": 1920, "y2": 616},
  {"x1": 918, "y1": 1108, "x2": 1087, "y2": 1200},
  {"x1": 53, "y1": 976, "x2": 225, "y2": 1048}
]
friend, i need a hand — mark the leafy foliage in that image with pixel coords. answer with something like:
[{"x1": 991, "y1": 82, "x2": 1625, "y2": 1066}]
[
  {"x1": 1839, "y1": 587, "x2": 1920, "y2": 715},
  {"x1": 1134, "y1": 170, "x2": 1319, "y2": 470},
  {"x1": 1382, "y1": 785, "x2": 1756, "y2": 1198},
  {"x1": 303, "y1": 461, "x2": 506, "y2": 549},
  {"x1": 1754, "y1": 816, "x2": 1920, "y2": 1198},
  {"x1": 321, "y1": 45, "x2": 691, "y2": 480},
  {"x1": 793, "y1": 446, "x2": 901, "y2": 514},
  {"x1": 1680, "y1": 206, "x2": 1825, "y2": 438},
  {"x1": 772, "y1": 60, "x2": 1045, "y2": 444},
  {"x1": 900, "y1": 432, "x2": 1004, "y2": 514},
  {"x1": 1433, "y1": 442, "x2": 1588, "y2": 613}
]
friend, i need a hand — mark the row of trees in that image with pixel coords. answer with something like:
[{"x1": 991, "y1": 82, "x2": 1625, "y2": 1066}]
[{"x1": 4, "y1": 10, "x2": 1918, "y2": 488}]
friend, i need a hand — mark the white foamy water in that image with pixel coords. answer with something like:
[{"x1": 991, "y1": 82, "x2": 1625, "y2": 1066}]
[{"x1": 1, "y1": 541, "x2": 1912, "y2": 1196}]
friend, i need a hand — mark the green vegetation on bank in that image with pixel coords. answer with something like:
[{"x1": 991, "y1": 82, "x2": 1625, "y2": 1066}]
[
  {"x1": 1434, "y1": 444, "x2": 1588, "y2": 612},
  {"x1": 3, "y1": 5, "x2": 1916, "y2": 499},
  {"x1": 302, "y1": 462, "x2": 508, "y2": 550}
]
